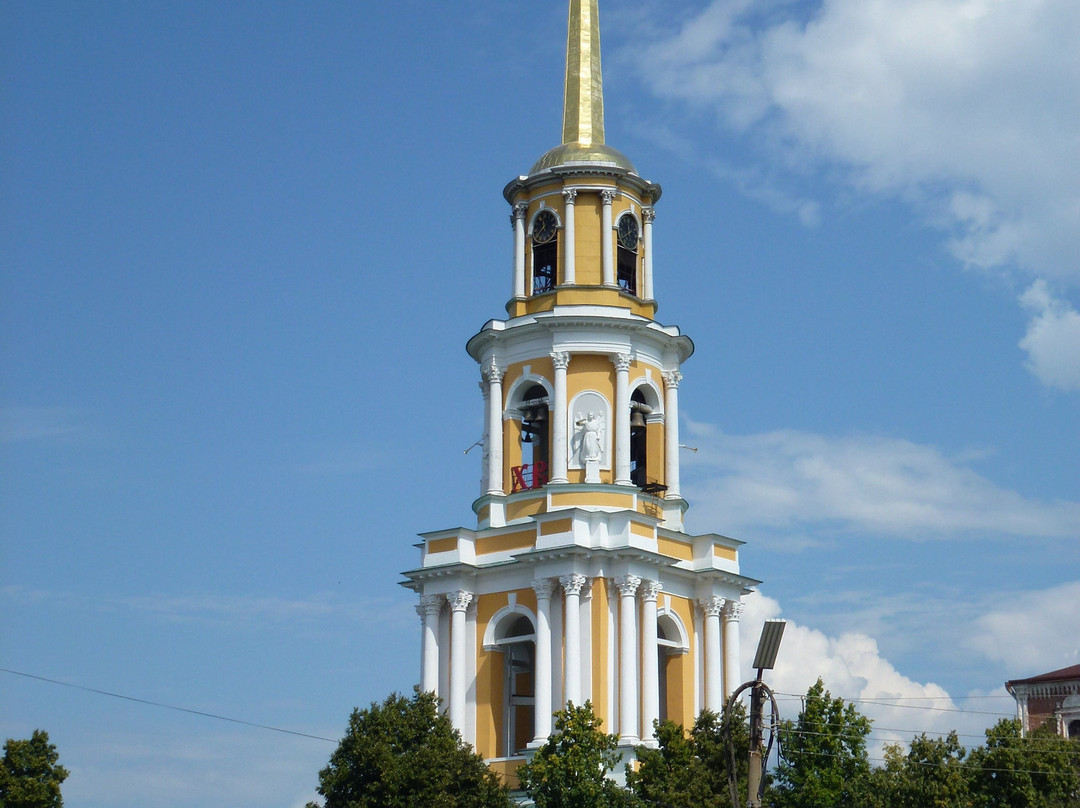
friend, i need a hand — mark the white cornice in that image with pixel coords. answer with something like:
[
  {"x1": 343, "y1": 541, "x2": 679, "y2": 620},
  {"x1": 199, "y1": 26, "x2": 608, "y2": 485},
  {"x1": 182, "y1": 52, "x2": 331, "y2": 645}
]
[{"x1": 466, "y1": 310, "x2": 694, "y2": 364}]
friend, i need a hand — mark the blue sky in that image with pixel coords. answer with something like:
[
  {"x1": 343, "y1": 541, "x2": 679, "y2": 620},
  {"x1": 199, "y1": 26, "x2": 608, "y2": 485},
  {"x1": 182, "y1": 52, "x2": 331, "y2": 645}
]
[{"x1": 2, "y1": 1, "x2": 1078, "y2": 806}]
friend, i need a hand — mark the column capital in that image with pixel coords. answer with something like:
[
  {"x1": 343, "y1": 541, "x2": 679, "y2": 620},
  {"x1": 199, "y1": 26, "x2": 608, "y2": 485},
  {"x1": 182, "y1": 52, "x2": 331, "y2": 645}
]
[
  {"x1": 550, "y1": 350, "x2": 571, "y2": 370},
  {"x1": 614, "y1": 353, "x2": 632, "y2": 372},
  {"x1": 615, "y1": 574, "x2": 641, "y2": 596},
  {"x1": 640, "y1": 579, "x2": 663, "y2": 603},
  {"x1": 600, "y1": 189, "x2": 617, "y2": 205},
  {"x1": 662, "y1": 369, "x2": 683, "y2": 388},
  {"x1": 482, "y1": 358, "x2": 503, "y2": 384},
  {"x1": 533, "y1": 577, "x2": 557, "y2": 599},
  {"x1": 447, "y1": 590, "x2": 473, "y2": 613},
  {"x1": 699, "y1": 595, "x2": 725, "y2": 617},
  {"x1": 560, "y1": 573, "x2": 588, "y2": 597},
  {"x1": 420, "y1": 594, "x2": 444, "y2": 617},
  {"x1": 562, "y1": 188, "x2": 578, "y2": 204},
  {"x1": 642, "y1": 206, "x2": 656, "y2": 224},
  {"x1": 723, "y1": 600, "x2": 744, "y2": 621},
  {"x1": 512, "y1": 202, "x2": 528, "y2": 222}
]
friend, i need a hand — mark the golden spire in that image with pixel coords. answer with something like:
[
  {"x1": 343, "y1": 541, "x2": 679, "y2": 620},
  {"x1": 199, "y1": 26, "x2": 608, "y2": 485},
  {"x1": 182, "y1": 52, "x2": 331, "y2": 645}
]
[{"x1": 562, "y1": 0, "x2": 604, "y2": 148}]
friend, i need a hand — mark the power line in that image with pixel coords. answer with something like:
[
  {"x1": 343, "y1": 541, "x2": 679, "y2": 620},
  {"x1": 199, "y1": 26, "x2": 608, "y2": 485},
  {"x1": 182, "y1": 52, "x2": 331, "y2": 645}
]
[
  {"x1": 783, "y1": 725, "x2": 1077, "y2": 753},
  {"x1": 775, "y1": 741, "x2": 1079, "y2": 778},
  {"x1": 0, "y1": 667, "x2": 338, "y2": 744},
  {"x1": 773, "y1": 692, "x2": 1014, "y2": 718}
]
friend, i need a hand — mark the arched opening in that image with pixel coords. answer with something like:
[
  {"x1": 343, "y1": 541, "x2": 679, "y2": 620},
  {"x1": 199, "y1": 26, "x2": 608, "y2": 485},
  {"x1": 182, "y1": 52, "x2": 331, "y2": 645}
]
[
  {"x1": 1069, "y1": 719, "x2": 1080, "y2": 739},
  {"x1": 657, "y1": 611, "x2": 689, "y2": 725},
  {"x1": 616, "y1": 214, "x2": 639, "y2": 295},
  {"x1": 532, "y1": 210, "x2": 558, "y2": 295},
  {"x1": 517, "y1": 383, "x2": 550, "y2": 490},
  {"x1": 493, "y1": 614, "x2": 536, "y2": 756},
  {"x1": 629, "y1": 389, "x2": 649, "y2": 487}
]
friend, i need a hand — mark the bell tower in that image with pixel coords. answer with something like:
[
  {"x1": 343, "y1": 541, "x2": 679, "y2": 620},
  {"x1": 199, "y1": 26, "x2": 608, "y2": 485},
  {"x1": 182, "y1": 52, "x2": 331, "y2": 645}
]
[{"x1": 402, "y1": 0, "x2": 759, "y2": 778}]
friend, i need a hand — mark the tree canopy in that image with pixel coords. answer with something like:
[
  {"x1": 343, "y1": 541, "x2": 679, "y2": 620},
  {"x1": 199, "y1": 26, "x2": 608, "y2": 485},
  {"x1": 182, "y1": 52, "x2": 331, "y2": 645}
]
[
  {"x1": 517, "y1": 701, "x2": 637, "y2": 808},
  {"x1": 967, "y1": 718, "x2": 1080, "y2": 808},
  {"x1": 628, "y1": 704, "x2": 750, "y2": 808},
  {"x1": 769, "y1": 678, "x2": 873, "y2": 808},
  {"x1": 870, "y1": 731, "x2": 970, "y2": 808},
  {"x1": 0, "y1": 730, "x2": 69, "y2": 808},
  {"x1": 308, "y1": 689, "x2": 510, "y2": 808}
]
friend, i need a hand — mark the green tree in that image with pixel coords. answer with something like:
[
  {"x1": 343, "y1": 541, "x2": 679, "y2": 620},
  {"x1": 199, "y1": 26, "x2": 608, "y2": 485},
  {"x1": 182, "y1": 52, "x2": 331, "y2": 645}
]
[
  {"x1": 968, "y1": 719, "x2": 1080, "y2": 808},
  {"x1": 0, "y1": 730, "x2": 69, "y2": 808},
  {"x1": 768, "y1": 678, "x2": 873, "y2": 808},
  {"x1": 628, "y1": 704, "x2": 751, "y2": 808},
  {"x1": 308, "y1": 689, "x2": 510, "y2": 808},
  {"x1": 870, "y1": 731, "x2": 971, "y2": 808},
  {"x1": 517, "y1": 701, "x2": 637, "y2": 808}
]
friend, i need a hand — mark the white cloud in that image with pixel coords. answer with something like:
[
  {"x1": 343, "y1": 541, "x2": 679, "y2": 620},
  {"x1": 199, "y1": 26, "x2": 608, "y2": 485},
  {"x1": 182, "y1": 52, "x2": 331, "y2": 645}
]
[
  {"x1": 967, "y1": 580, "x2": 1080, "y2": 674},
  {"x1": 0, "y1": 586, "x2": 416, "y2": 632},
  {"x1": 1019, "y1": 280, "x2": 1080, "y2": 391},
  {"x1": 0, "y1": 406, "x2": 99, "y2": 443},
  {"x1": 682, "y1": 420, "x2": 1080, "y2": 540},
  {"x1": 634, "y1": 0, "x2": 1080, "y2": 284},
  {"x1": 737, "y1": 592, "x2": 992, "y2": 757},
  {"x1": 66, "y1": 729, "x2": 329, "y2": 808}
]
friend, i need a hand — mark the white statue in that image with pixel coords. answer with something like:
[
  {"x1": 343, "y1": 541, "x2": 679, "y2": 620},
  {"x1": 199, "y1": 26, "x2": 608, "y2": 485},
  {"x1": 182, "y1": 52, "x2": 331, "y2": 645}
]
[{"x1": 575, "y1": 411, "x2": 604, "y2": 463}]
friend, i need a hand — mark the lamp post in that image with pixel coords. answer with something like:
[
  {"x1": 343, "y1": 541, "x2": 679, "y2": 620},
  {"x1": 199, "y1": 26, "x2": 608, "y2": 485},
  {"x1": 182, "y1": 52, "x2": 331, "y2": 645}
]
[{"x1": 727, "y1": 619, "x2": 785, "y2": 808}]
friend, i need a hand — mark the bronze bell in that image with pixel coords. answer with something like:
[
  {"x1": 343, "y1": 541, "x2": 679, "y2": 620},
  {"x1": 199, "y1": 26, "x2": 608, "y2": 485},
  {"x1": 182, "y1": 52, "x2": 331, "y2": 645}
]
[{"x1": 630, "y1": 410, "x2": 647, "y2": 428}]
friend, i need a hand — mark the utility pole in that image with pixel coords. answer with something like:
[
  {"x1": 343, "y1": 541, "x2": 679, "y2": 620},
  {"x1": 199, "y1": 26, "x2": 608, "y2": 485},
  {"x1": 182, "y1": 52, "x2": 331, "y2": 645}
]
[
  {"x1": 727, "y1": 619, "x2": 785, "y2": 808},
  {"x1": 747, "y1": 676, "x2": 765, "y2": 808}
]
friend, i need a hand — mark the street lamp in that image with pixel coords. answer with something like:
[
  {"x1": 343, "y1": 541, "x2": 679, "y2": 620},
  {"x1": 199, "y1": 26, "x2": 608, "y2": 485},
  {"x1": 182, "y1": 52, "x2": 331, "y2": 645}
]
[{"x1": 727, "y1": 619, "x2": 786, "y2": 808}]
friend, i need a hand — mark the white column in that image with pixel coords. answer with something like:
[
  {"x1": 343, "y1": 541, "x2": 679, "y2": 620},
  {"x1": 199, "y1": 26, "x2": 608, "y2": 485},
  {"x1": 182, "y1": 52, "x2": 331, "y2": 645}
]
[
  {"x1": 642, "y1": 207, "x2": 655, "y2": 300},
  {"x1": 662, "y1": 370, "x2": 682, "y2": 499},
  {"x1": 484, "y1": 359, "x2": 504, "y2": 495},
  {"x1": 701, "y1": 596, "x2": 724, "y2": 713},
  {"x1": 616, "y1": 574, "x2": 641, "y2": 744},
  {"x1": 562, "y1": 189, "x2": 577, "y2": 285},
  {"x1": 561, "y1": 573, "x2": 587, "y2": 706},
  {"x1": 419, "y1": 595, "x2": 443, "y2": 695},
  {"x1": 447, "y1": 590, "x2": 473, "y2": 731},
  {"x1": 693, "y1": 606, "x2": 704, "y2": 716},
  {"x1": 438, "y1": 606, "x2": 451, "y2": 708},
  {"x1": 550, "y1": 351, "x2": 570, "y2": 483},
  {"x1": 722, "y1": 600, "x2": 743, "y2": 699},
  {"x1": 465, "y1": 599, "x2": 478, "y2": 746},
  {"x1": 601, "y1": 189, "x2": 616, "y2": 286},
  {"x1": 532, "y1": 578, "x2": 556, "y2": 743},
  {"x1": 640, "y1": 580, "x2": 662, "y2": 740},
  {"x1": 581, "y1": 578, "x2": 594, "y2": 702},
  {"x1": 479, "y1": 381, "x2": 490, "y2": 495},
  {"x1": 512, "y1": 202, "x2": 527, "y2": 299},
  {"x1": 606, "y1": 581, "x2": 619, "y2": 733},
  {"x1": 550, "y1": 587, "x2": 563, "y2": 710},
  {"x1": 614, "y1": 353, "x2": 632, "y2": 485}
]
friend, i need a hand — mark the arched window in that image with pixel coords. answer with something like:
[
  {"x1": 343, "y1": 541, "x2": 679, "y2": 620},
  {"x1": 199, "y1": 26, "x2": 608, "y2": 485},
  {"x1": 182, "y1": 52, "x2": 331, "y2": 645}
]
[
  {"x1": 532, "y1": 210, "x2": 558, "y2": 295},
  {"x1": 616, "y1": 214, "x2": 639, "y2": 295},
  {"x1": 492, "y1": 613, "x2": 536, "y2": 757},
  {"x1": 518, "y1": 383, "x2": 550, "y2": 490},
  {"x1": 629, "y1": 389, "x2": 649, "y2": 487}
]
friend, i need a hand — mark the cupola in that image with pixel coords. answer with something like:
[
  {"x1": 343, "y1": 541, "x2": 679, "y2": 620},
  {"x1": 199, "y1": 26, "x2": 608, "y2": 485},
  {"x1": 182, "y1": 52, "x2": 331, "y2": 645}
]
[{"x1": 503, "y1": 0, "x2": 662, "y2": 320}]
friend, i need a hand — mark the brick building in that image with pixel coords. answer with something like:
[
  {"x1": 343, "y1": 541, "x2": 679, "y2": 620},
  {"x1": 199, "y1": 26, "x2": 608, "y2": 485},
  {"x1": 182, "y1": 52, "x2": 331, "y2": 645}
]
[{"x1": 1006, "y1": 664, "x2": 1080, "y2": 739}]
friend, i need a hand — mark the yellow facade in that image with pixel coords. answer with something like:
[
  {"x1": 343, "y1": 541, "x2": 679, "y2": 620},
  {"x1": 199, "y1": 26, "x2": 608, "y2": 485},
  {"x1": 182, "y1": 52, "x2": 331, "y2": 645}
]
[{"x1": 402, "y1": 0, "x2": 758, "y2": 776}]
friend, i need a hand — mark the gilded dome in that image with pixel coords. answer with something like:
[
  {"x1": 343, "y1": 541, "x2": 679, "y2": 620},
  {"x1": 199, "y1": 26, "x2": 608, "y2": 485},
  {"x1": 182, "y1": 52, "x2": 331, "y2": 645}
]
[{"x1": 529, "y1": 141, "x2": 637, "y2": 175}]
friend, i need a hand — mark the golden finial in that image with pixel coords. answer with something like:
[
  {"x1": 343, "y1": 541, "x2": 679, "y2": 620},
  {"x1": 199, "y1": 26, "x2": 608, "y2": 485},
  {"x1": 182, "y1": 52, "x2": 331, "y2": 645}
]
[{"x1": 562, "y1": 0, "x2": 604, "y2": 148}]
